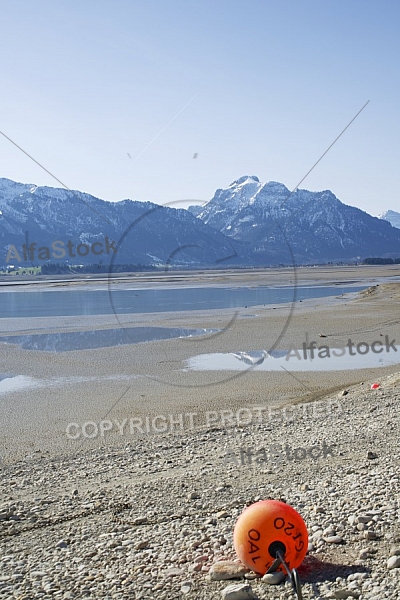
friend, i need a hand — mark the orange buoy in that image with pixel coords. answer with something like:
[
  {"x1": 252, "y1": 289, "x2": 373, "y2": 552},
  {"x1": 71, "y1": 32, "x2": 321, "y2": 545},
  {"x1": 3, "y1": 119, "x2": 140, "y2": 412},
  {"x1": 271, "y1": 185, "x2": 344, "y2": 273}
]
[
  {"x1": 371, "y1": 383, "x2": 380, "y2": 389},
  {"x1": 233, "y1": 500, "x2": 308, "y2": 575}
]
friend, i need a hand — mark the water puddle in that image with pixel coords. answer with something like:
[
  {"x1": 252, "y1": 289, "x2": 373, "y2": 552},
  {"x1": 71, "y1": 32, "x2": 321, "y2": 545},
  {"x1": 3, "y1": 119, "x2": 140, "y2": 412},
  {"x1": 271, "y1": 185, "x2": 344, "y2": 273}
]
[
  {"x1": 0, "y1": 373, "x2": 14, "y2": 382},
  {"x1": 185, "y1": 345, "x2": 400, "y2": 372},
  {"x1": 0, "y1": 375, "x2": 40, "y2": 394},
  {"x1": 0, "y1": 327, "x2": 219, "y2": 352},
  {"x1": 0, "y1": 374, "x2": 135, "y2": 396}
]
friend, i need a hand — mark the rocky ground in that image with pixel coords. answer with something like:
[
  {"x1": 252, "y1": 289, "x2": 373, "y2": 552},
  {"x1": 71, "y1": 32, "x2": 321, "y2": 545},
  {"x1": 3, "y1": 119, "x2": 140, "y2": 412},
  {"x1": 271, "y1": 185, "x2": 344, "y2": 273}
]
[{"x1": 1, "y1": 372, "x2": 400, "y2": 600}]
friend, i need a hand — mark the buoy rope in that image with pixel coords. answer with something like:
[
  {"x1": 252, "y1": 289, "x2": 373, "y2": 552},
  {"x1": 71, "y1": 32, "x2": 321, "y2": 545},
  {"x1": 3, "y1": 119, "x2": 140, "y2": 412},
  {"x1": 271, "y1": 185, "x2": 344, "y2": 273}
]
[{"x1": 272, "y1": 549, "x2": 303, "y2": 600}]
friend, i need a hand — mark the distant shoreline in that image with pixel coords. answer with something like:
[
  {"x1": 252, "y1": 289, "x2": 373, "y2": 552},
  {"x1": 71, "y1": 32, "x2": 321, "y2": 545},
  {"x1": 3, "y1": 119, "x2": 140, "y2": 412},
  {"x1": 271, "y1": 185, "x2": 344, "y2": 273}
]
[{"x1": 0, "y1": 262, "x2": 399, "y2": 292}]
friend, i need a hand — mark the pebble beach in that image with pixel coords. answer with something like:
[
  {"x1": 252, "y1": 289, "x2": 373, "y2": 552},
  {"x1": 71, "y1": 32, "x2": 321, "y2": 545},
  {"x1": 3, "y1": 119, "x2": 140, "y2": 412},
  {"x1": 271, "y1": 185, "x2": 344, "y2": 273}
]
[{"x1": 1, "y1": 374, "x2": 400, "y2": 599}]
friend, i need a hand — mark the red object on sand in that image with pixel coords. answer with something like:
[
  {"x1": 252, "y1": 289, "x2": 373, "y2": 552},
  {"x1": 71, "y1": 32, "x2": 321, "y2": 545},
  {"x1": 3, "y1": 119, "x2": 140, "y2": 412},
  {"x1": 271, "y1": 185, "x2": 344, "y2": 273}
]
[
  {"x1": 371, "y1": 383, "x2": 380, "y2": 389},
  {"x1": 233, "y1": 500, "x2": 308, "y2": 575}
]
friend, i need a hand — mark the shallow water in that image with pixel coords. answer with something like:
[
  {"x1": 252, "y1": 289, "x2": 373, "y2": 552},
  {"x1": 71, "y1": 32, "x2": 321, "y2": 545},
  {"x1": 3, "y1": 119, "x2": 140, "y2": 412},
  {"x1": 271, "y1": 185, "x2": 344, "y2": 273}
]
[
  {"x1": 0, "y1": 284, "x2": 366, "y2": 318},
  {"x1": 185, "y1": 345, "x2": 400, "y2": 372},
  {"x1": 0, "y1": 374, "x2": 135, "y2": 396},
  {"x1": 0, "y1": 326, "x2": 218, "y2": 352}
]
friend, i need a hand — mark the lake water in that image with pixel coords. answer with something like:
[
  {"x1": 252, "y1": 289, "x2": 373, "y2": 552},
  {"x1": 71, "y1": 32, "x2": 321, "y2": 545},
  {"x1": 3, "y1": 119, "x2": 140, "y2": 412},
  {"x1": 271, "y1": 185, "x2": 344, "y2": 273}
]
[
  {"x1": 0, "y1": 284, "x2": 366, "y2": 319},
  {"x1": 0, "y1": 327, "x2": 218, "y2": 352}
]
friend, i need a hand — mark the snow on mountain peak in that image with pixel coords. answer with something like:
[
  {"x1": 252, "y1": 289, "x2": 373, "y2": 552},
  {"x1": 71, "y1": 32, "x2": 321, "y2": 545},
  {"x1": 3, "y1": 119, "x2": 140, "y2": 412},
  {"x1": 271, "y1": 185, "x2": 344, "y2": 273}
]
[
  {"x1": 378, "y1": 210, "x2": 400, "y2": 229},
  {"x1": 260, "y1": 180, "x2": 289, "y2": 197},
  {"x1": 229, "y1": 175, "x2": 260, "y2": 187}
]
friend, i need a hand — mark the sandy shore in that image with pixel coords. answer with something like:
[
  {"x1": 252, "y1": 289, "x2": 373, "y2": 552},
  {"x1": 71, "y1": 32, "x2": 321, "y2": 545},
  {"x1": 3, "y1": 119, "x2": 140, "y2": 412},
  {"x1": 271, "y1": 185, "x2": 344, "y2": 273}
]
[{"x1": 0, "y1": 266, "x2": 400, "y2": 462}]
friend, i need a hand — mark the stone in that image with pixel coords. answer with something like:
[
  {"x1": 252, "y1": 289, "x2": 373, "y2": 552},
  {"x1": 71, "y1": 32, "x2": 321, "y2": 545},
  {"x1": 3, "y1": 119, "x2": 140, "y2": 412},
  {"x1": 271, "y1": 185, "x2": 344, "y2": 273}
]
[
  {"x1": 387, "y1": 555, "x2": 400, "y2": 569},
  {"x1": 181, "y1": 581, "x2": 192, "y2": 594},
  {"x1": 261, "y1": 571, "x2": 285, "y2": 584},
  {"x1": 323, "y1": 535, "x2": 345, "y2": 544},
  {"x1": 165, "y1": 567, "x2": 184, "y2": 576},
  {"x1": 209, "y1": 561, "x2": 249, "y2": 580},
  {"x1": 334, "y1": 590, "x2": 360, "y2": 599},
  {"x1": 188, "y1": 492, "x2": 200, "y2": 500},
  {"x1": 357, "y1": 515, "x2": 371, "y2": 523},
  {"x1": 348, "y1": 515, "x2": 357, "y2": 525},
  {"x1": 367, "y1": 451, "x2": 378, "y2": 460},
  {"x1": 132, "y1": 516, "x2": 148, "y2": 525},
  {"x1": 221, "y1": 583, "x2": 256, "y2": 599},
  {"x1": 347, "y1": 572, "x2": 369, "y2": 581}
]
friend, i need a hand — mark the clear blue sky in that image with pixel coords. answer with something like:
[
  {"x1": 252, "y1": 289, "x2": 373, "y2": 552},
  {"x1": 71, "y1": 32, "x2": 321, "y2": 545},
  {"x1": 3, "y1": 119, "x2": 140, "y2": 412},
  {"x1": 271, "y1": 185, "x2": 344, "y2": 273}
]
[{"x1": 0, "y1": 0, "x2": 398, "y2": 215}]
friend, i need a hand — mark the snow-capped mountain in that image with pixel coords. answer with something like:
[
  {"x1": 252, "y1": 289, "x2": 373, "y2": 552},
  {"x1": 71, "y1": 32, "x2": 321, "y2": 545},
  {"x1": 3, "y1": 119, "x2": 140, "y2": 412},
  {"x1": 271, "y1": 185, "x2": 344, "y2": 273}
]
[
  {"x1": 1, "y1": 175, "x2": 400, "y2": 270},
  {"x1": 378, "y1": 210, "x2": 400, "y2": 229},
  {"x1": 0, "y1": 177, "x2": 247, "y2": 268},
  {"x1": 189, "y1": 176, "x2": 400, "y2": 262}
]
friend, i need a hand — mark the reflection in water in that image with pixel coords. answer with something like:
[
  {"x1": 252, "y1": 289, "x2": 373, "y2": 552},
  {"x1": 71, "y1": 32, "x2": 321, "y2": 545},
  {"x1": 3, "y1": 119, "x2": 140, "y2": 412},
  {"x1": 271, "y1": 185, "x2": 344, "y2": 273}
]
[
  {"x1": 0, "y1": 327, "x2": 219, "y2": 352},
  {"x1": 187, "y1": 346, "x2": 400, "y2": 372},
  {"x1": 232, "y1": 350, "x2": 287, "y2": 365}
]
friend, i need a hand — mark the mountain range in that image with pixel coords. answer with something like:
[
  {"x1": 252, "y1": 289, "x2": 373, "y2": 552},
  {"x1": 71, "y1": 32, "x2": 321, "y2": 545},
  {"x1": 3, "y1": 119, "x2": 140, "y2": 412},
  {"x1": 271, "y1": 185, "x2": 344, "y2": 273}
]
[
  {"x1": 0, "y1": 178, "x2": 244, "y2": 269},
  {"x1": 0, "y1": 175, "x2": 399, "y2": 270},
  {"x1": 189, "y1": 176, "x2": 400, "y2": 263}
]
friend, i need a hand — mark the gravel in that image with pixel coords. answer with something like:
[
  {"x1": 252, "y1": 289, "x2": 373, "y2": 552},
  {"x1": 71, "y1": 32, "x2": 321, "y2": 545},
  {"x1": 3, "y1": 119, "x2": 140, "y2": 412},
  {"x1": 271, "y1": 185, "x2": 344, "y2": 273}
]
[{"x1": 0, "y1": 373, "x2": 399, "y2": 599}]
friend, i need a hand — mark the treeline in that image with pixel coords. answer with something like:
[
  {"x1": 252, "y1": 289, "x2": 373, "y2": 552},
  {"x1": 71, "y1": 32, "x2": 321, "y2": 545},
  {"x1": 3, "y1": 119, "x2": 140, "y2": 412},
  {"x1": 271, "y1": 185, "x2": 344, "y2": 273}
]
[
  {"x1": 363, "y1": 258, "x2": 400, "y2": 265},
  {"x1": 41, "y1": 263, "x2": 159, "y2": 274}
]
